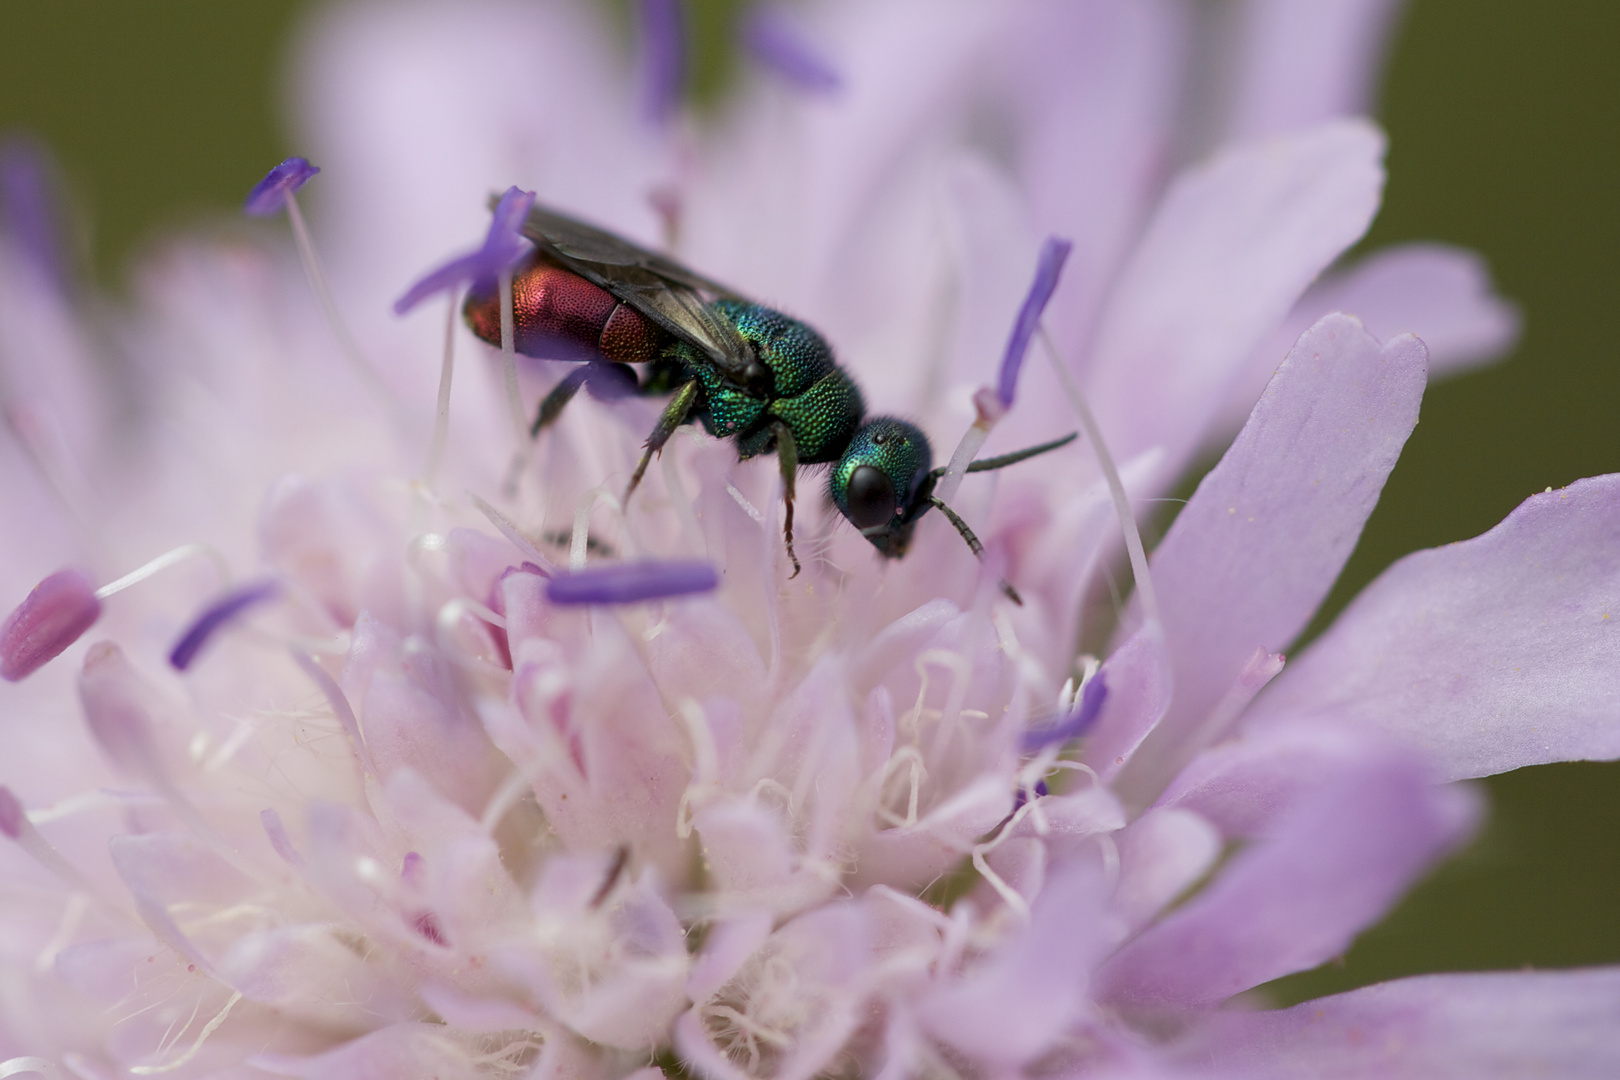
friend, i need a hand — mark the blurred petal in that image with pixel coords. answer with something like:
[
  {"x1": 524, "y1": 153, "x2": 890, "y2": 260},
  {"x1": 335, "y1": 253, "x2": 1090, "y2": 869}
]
[
  {"x1": 1250, "y1": 474, "x2": 1620, "y2": 780},
  {"x1": 916, "y1": 868, "x2": 1116, "y2": 1068},
  {"x1": 1086, "y1": 121, "x2": 1387, "y2": 483},
  {"x1": 1289, "y1": 242, "x2": 1520, "y2": 377},
  {"x1": 1224, "y1": 0, "x2": 1406, "y2": 142},
  {"x1": 1174, "y1": 968, "x2": 1620, "y2": 1079}
]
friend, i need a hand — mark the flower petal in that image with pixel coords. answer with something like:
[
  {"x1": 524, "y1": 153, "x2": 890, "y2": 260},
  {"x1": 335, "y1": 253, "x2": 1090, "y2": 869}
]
[
  {"x1": 1173, "y1": 968, "x2": 1620, "y2": 1079},
  {"x1": 1223, "y1": 0, "x2": 1405, "y2": 142},
  {"x1": 1249, "y1": 474, "x2": 1620, "y2": 780},
  {"x1": 916, "y1": 867, "x2": 1116, "y2": 1068},
  {"x1": 1120, "y1": 314, "x2": 1426, "y2": 799},
  {"x1": 1086, "y1": 120, "x2": 1387, "y2": 483},
  {"x1": 1098, "y1": 740, "x2": 1476, "y2": 1010},
  {"x1": 1215, "y1": 241, "x2": 1522, "y2": 438}
]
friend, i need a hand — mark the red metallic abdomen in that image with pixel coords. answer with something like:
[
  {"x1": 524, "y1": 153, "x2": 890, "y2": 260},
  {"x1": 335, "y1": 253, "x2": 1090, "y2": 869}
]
[{"x1": 463, "y1": 256, "x2": 667, "y2": 365}]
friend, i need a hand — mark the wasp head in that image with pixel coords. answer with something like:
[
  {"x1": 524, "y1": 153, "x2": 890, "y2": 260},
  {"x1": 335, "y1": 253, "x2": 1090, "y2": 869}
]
[{"x1": 829, "y1": 417, "x2": 934, "y2": 558}]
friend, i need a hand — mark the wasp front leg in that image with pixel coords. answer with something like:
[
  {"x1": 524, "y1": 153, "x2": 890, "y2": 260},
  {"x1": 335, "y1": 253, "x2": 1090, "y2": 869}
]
[
  {"x1": 773, "y1": 421, "x2": 802, "y2": 578},
  {"x1": 625, "y1": 380, "x2": 700, "y2": 504}
]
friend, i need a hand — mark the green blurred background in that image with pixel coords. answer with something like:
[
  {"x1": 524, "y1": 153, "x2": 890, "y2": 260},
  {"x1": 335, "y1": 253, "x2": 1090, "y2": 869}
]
[{"x1": 0, "y1": 0, "x2": 1616, "y2": 1001}]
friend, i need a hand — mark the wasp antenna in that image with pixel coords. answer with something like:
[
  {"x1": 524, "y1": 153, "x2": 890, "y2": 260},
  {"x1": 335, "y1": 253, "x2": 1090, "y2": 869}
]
[
  {"x1": 927, "y1": 432, "x2": 1080, "y2": 484},
  {"x1": 926, "y1": 495, "x2": 1023, "y2": 606}
]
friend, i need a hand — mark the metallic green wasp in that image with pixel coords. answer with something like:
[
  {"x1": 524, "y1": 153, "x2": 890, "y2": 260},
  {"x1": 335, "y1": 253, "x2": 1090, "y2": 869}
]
[{"x1": 464, "y1": 203, "x2": 1073, "y2": 598}]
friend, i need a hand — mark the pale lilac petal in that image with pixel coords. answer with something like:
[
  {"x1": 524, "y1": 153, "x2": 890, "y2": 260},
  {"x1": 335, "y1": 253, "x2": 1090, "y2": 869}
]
[
  {"x1": 1224, "y1": 0, "x2": 1406, "y2": 142},
  {"x1": 109, "y1": 832, "x2": 253, "y2": 905},
  {"x1": 344, "y1": 613, "x2": 506, "y2": 814},
  {"x1": 1158, "y1": 720, "x2": 1389, "y2": 839},
  {"x1": 677, "y1": 903, "x2": 871, "y2": 1080},
  {"x1": 501, "y1": 623, "x2": 691, "y2": 880},
  {"x1": 688, "y1": 911, "x2": 773, "y2": 1003},
  {"x1": 250, "y1": 1023, "x2": 474, "y2": 1080},
  {"x1": 1112, "y1": 807, "x2": 1222, "y2": 931},
  {"x1": 1120, "y1": 315, "x2": 1426, "y2": 799},
  {"x1": 1174, "y1": 968, "x2": 1620, "y2": 1079},
  {"x1": 1081, "y1": 627, "x2": 1172, "y2": 782},
  {"x1": 0, "y1": 567, "x2": 100, "y2": 681},
  {"x1": 243, "y1": 156, "x2": 319, "y2": 215},
  {"x1": 1098, "y1": 743, "x2": 1477, "y2": 1010},
  {"x1": 1248, "y1": 474, "x2": 1620, "y2": 780},
  {"x1": 168, "y1": 578, "x2": 281, "y2": 670},
  {"x1": 916, "y1": 867, "x2": 1115, "y2": 1067},
  {"x1": 223, "y1": 926, "x2": 410, "y2": 1028},
  {"x1": 1085, "y1": 120, "x2": 1387, "y2": 483},
  {"x1": 77, "y1": 642, "x2": 167, "y2": 783}
]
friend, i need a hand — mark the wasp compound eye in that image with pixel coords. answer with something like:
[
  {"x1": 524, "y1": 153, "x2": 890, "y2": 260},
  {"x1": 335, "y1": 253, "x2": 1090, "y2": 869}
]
[{"x1": 845, "y1": 465, "x2": 898, "y2": 529}]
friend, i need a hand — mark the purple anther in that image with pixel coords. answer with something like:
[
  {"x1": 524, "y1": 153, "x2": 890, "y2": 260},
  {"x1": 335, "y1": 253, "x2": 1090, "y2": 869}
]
[
  {"x1": 243, "y1": 157, "x2": 320, "y2": 216},
  {"x1": 394, "y1": 185, "x2": 536, "y2": 314},
  {"x1": 546, "y1": 559, "x2": 718, "y2": 605},
  {"x1": 639, "y1": 0, "x2": 686, "y2": 125},
  {"x1": 997, "y1": 236, "x2": 1073, "y2": 409},
  {"x1": 1011, "y1": 777, "x2": 1051, "y2": 813},
  {"x1": 0, "y1": 135, "x2": 67, "y2": 286},
  {"x1": 0, "y1": 786, "x2": 23, "y2": 839},
  {"x1": 168, "y1": 578, "x2": 282, "y2": 671},
  {"x1": 743, "y1": 8, "x2": 842, "y2": 93},
  {"x1": 1, "y1": 568, "x2": 102, "y2": 682},
  {"x1": 1020, "y1": 672, "x2": 1108, "y2": 752}
]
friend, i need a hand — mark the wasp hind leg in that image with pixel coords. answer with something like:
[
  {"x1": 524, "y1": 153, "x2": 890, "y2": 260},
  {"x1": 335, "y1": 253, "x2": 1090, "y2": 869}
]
[
  {"x1": 772, "y1": 421, "x2": 802, "y2": 578},
  {"x1": 530, "y1": 366, "x2": 592, "y2": 438},
  {"x1": 624, "y1": 380, "x2": 700, "y2": 504}
]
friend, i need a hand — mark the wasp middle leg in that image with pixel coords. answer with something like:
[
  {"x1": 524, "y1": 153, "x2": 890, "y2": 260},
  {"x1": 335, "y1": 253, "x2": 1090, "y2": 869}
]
[{"x1": 625, "y1": 380, "x2": 701, "y2": 503}]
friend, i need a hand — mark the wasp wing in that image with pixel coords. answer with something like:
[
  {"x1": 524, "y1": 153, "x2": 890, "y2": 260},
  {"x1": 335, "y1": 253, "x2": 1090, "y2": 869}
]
[{"x1": 519, "y1": 204, "x2": 758, "y2": 385}]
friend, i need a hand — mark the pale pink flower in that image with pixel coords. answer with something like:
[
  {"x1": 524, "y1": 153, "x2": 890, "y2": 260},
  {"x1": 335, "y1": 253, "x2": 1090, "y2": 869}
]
[{"x1": 1, "y1": 3, "x2": 1613, "y2": 1079}]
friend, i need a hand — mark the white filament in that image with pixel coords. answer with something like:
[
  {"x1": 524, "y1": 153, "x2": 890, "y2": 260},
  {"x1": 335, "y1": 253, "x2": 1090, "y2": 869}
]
[
  {"x1": 129, "y1": 992, "x2": 243, "y2": 1075},
  {"x1": 95, "y1": 542, "x2": 230, "y2": 599},
  {"x1": 1038, "y1": 325, "x2": 1161, "y2": 631},
  {"x1": 423, "y1": 290, "x2": 458, "y2": 489},
  {"x1": 282, "y1": 193, "x2": 392, "y2": 409}
]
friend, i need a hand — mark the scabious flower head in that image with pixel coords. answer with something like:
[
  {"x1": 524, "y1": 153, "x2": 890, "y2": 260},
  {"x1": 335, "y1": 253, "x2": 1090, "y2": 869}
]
[{"x1": 2, "y1": 3, "x2": 1617, "y2": 1079}]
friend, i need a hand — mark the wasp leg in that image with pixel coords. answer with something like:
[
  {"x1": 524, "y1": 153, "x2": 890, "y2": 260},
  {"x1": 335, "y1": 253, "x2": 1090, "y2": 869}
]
[
  {"x1": 927, "y1": 495, "x2": 1022, "y2": 605},
  {"x1": 772, "y1": 421, "x2": 802, "y2": 578},
  {"x1": 531, "y1": 366, "x2": 592, "y2": 438},
  {"x1": 625, "y1": 380, "x2": 700, "y2": 504}
]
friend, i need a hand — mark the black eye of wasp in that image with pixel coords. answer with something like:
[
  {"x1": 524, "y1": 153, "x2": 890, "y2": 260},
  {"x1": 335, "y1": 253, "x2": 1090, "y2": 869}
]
[{"x1": 845, "y1": 465, "x2": 898, "y2": 529}]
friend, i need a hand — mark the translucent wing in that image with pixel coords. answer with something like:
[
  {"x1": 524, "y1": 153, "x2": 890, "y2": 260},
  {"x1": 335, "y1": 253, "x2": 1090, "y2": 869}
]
[{"x1": 519, "y1": 203, "x2": 761, "y2": 387}]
